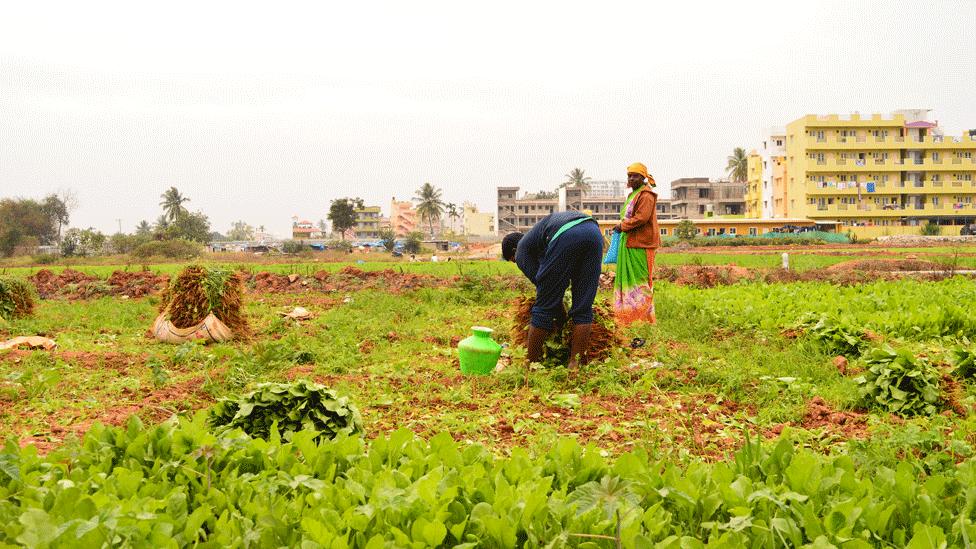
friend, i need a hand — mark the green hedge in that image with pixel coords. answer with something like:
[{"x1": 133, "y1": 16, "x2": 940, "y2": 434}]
[
  {"x1": 664, "y1": 231, "x2": 850, "y2": 247},
  {"x1": 2, "y1": 415, "x2": 975, "y2": 547}
]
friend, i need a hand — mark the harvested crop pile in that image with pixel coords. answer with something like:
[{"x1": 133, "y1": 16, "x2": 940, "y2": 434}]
[
  {"x1": 159, "y1": 265, "x2": 249, "y2": 335},
  {"x1": 0, "y1": 276, "x2": 37, "y2": 319},
  {"x1": 209, "y1": 380, "x2": 362, "y2": 441},
  {"x1": 511, "y1": 295, "x2": 619, "y2": 364},
  {"x1": 28, "y1": 269, "x2": 101, "y2": 298}
]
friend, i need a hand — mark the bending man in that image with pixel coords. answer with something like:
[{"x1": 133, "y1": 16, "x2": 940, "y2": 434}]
[{"x1": 502, "y1": 211, "x2": 603, "y2": 371}]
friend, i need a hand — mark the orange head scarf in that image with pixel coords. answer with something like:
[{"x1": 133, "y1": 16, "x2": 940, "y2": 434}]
[{"x1": 627, "y1": 162, "x2": 656, "y2": 187}]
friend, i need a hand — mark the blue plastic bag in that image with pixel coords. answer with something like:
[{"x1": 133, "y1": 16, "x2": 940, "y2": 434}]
[{"x1": 603, "y1": 231, "x2": 620, "y2": 264}]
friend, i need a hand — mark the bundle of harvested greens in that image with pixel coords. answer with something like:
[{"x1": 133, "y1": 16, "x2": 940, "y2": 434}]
[
  {"x1": 510, "y1": 295, "x2": 619, "y2": 365},
  {"x1": 210, "y1": 380, "x2": 362, "y2": 442},
  {"x1": 0, "y1": 276, "x2": 37, "y2": 320},
  {"x1": 158, "y1": 265, "x2": 248, "y2": 336}
]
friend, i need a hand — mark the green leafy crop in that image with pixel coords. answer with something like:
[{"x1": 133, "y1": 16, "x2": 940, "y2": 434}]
[
  {"x1": 796, "y1": 313, "x2": 872, "y2": 357},
  {"x1": 3, "y1": 418, "x2": 976, "y2": 547},
  {"x1": 950, "y1": 346, "x2": 976, "y2": 379},
  {"x1": 856, "y1": 346, "x2": 942, "y2": 417},
  {"x1": 210, "y1": 380, "x2": 362, "y2": 441}
]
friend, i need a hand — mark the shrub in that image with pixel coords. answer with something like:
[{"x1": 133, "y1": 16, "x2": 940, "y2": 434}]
[
  {"x1": 674, "y1": 220, "x2": 697, "y2": 240},
  {"x1": 379, "y1": 229, "x2": 397, "y2": 252},
  {"x1": 0, "y1": 276, "x2": 36, "y2": 319},
  {"x1": 856, "y1": 346, "x2": 941, "y2": 417},
  {"x1": 921, "y1": 221, "x2": 942, "y2": 236},
  {"x1": 131, "y1": 239, "x2": 202, "y2": 259},
  {"x1": 109, "y1": 233, "x2": 151, "y2": 254},
  {"x1": 328, "y1": 240, "x2": 353, "y2": 252},
  {"x1": 31, "y1": 254, "x2": 59, "y2": 265},
  {"x1": 210, "y1": 380, "x2": 362, "y2": 441},
  {"x1": 404, "y1": 231, "x2": 424, "y2": 254},
  {"x1": 281, "y1": 240, "x2": 307, "y2": 254}
]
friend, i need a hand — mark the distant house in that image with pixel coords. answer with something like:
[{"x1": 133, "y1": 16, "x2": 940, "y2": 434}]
[{"x1": 291, "y1": 217, "x2": 322, "y2": 240}]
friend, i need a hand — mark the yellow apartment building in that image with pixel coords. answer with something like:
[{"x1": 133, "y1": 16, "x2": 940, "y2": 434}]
[
  {"x1": 461, "y1": 202, "x2": 495, "y2": 237},
  {"x1": 745, "y1": 151, "x2": 762, "y2": 218},
  {"x1": 783, "y1": 110, "x2": 976, "y2": 228}
]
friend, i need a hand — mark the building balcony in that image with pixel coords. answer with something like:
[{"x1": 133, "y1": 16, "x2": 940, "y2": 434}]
[
  {"x1": 805, "y1": 135, "x2": 906, "y2": 150},
  {"x1": 917, "y1": 158, "x2": 976, "y2": 170},
  {"x1": 811, "y1": 203, "x2": 976, "y2": 218},
  {"x1": 808, "y1": 180, "x2": 976, "y2": 195}
]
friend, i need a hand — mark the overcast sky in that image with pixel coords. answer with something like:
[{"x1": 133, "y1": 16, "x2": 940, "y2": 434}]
[{"x1": 2, "y1": 1, "x2": 974, "y2": 236}]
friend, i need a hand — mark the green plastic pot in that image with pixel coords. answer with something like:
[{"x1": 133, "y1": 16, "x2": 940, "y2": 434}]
[{"x1": 458, "y1": 326, "x2": 502, "y2": 375}]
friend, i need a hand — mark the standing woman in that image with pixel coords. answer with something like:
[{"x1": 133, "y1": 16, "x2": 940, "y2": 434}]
[{"x1": 612, "y1": 162, "x2": 660, "y2": 325}]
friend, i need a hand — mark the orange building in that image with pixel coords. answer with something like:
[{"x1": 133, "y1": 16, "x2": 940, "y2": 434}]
[{"x1": 390, "y1": 197, "x2": 418, "y2": 236}]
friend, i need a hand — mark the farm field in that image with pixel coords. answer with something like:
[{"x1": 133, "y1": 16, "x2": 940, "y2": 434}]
[{"x1": 2, "y1": 250, "x2": 976, "y2": 546}]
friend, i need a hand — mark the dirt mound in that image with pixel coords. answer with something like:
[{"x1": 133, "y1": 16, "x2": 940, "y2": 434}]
[
  {"x1": 826, "y1": 259, "x2": 951, "y2": 272},
  {"x1": 30, "y1": 269, "x2": 168, "y2": 299},
  {"x1": 248, "y1": 268, "x2": 453, "y2": 294},
  {"x1": 105, "y1": 271, "x2": 169, "y2": 298},
  {"x1": 800, "y1": 396, "x2": 869, "y2": 438},
  {"x1": 252, "y1": 272, "x2": 306, "y2": 292},
  {"x1": 511, "y1": 295, "x2": 619, "y2": 364},
  {"x1": 653, "y1": 265, "x2": 753, "y2": 287},
  {"x1": 29, "y1": 269, "x2": 101, "y2": 299}
]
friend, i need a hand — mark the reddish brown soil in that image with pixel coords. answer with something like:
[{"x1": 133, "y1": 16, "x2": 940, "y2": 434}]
[
  {"x1": 29, "y1": 269, "x2": 100, "y2": 298},
  {"x1": 826, "y1": 259, "x2": 952, "y2": 272},
  {"x1": 18, "y1": 375, "x2": 212, "y2": 453},
  {"x1": 105, "y1": 271, "x2": 169, "y2": 297},
  {"x1": 248, "y1": 269, "x2": 529, "y2": 295},
  {"x1": 799, "y1": 396, "x2": 869, "y2": 438},
  {"x1": 29, "y1": 269, "x2": 168, "y2": 300}
]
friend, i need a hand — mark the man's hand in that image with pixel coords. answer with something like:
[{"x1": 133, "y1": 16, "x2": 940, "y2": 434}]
[{"x1": 612, "y1": 224, "x2": 622, "y2": 233}]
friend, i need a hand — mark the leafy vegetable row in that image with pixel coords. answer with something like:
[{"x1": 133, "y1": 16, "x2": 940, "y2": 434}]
[{"x1": 2, "y1": 416, "x2": 976, "y2": 547}]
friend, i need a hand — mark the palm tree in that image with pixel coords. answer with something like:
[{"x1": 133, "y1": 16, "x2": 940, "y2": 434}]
[
  {"x1": 135, "y1": 220, "x2": 153, "y2": 236},
  {"x1": 445, "y1": 203, "x2": 460, "y2": 233},
  {"x1": 726, "y1": 148, "x2": 749, "y2": 183},
  {"x1": 413, "y1": 182, "x2": 445, "y2": 238},
  {"x1": 159, "y1": 187, "x2": 190, "y2": 222},
  {"x1": 560, "y1": 168, "x2": 592, "y2": 194}
]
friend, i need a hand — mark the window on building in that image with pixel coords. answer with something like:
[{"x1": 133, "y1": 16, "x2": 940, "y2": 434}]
[
  {"x1": 749, "y1": 227, "x2": 757, "y2": 236},
  {"x1": 776, "y1": 140, "x2": 783, "y2": 146},
  {"x1": 728, "y1": 228, "x2": 736, "y2": 235},
  {"x1": 659, "y1": 228, "x2": 667, "y2": 236},
  {"x1": 706, "y1": 228, "x2": 716, "y2": 236}
]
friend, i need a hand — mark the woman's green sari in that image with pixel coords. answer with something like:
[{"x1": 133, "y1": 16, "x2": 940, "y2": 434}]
[{"x1": 613, "y1": 185, "x2": 657, "y2": 325}]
